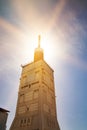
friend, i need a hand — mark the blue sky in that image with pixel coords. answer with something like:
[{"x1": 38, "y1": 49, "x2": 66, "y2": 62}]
[{"x1": 0, "y1": 0, "x2": 87, "y2": 130}]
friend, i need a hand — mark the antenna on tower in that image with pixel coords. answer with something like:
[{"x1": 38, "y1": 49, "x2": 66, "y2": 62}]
[{"x1": 38, "y1": 35, "x2": 41, "y2": 48}]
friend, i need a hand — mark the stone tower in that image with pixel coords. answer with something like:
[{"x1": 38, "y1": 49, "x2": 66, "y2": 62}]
[{"x1": 10, "y1": 35, "x2": 60, "y2": 130}]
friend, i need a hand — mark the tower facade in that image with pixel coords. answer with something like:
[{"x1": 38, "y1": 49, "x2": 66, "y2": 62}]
[{"x1": 10, "y1": 36, "x2": 60, "y2": 130}]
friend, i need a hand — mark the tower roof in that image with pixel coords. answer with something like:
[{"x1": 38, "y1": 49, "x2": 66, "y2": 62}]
[
  {"x1": 0, "y1": 108, "x2": 10, "y2": 113},
  {"x1": 34, "y1": 35, "x2": 44, "y2": 62}
]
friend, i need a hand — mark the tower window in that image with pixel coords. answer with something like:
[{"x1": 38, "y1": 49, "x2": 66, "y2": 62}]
[
  {"x1": 27, "y1": 107, "x2": 29, "y2": 111},
  {"x1": 20, "y1": 119, "x2": 23, "y2": 127},
  {"x1": 20, "y1": 119, "x2": 23, "y2": 124},
  {"x1": 33, "y1": 89, "x2": 39, "y2": 99},
  {"x1": 24, "y1": 119, "x2": 26, "y2": 123},
  {"x1": 27, "y1": 118, "x2": 30, "y2": 123},
  {"x1": 29, "y1": 84, "x2": 31, "y2": 88},
  {"x1": 27, "y1": 118, "x2": 31, "y2": 123},
  {"x1": 20, "y1": 118, "x2": 32, "y2": 127},
  {"x1": 27, "y1": 117, "x2": 31, "y2": 125},
  {"x1": 49, "y1": 108, "x2": 51, "y2": 113}
]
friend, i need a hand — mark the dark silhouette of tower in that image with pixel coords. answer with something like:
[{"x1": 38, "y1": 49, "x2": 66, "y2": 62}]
[{"x1": 10, "y1": 35, "x2": 60, "y2": 130}]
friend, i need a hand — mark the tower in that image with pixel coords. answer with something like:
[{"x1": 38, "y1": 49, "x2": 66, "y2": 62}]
[{"x1": 10, "y1": 35, "x2": 60, "y2": 130}]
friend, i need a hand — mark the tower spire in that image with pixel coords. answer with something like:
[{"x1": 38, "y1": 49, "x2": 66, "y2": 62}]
[
  {"x1": 34, "y1": 35, "x2": 44, "y2": 62},
  {"x1": 38, "y1": 35, "x2": 41, "y2": 48}
]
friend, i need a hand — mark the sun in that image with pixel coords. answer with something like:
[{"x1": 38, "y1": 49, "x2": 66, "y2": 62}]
[
  {"x1": 28, "y1": 33, "x2": 65, "y2": 64},
  {"x1": 19, "y1": 30, "x2": 67, "y2": 66}
]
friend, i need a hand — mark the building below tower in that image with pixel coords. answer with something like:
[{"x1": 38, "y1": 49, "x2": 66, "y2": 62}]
[{"x1": 0, "y1": 108, "x2": 9, "y2": 130}]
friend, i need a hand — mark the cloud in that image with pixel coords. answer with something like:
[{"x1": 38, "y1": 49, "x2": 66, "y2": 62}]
[
  {"x1": 0, "y1": 17, "x2": 26, "y2": 39},
  {"x1": 50, "y1": 4, "x2": 87, "y2": 71},
  {"x1": 0, "y1": 17, "x2": 35, "y2": 70},
  {"x1": 9, "y1": 0, "x2": 66, "y2": 34}
]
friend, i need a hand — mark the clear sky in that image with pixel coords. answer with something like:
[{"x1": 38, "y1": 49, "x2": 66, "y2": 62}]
[{"x1": 0, "y1": 0, "x2": 87, "y2": 130}]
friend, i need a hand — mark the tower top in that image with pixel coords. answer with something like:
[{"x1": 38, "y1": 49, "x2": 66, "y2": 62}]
[
  {"x1": 34, "y1": 35, "x2": 44, "y2": 62},
  {"x1": 38, "y1": 35, "x2": 41, "y2": 48}
]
